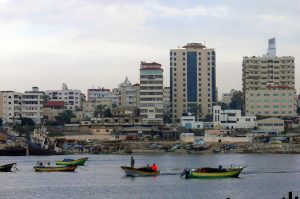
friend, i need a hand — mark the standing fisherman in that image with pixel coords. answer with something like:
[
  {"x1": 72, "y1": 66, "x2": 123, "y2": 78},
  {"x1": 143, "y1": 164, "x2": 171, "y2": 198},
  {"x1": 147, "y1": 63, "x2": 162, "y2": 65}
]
[{"x1": 130, "y1": 156, "x2": 135, "y2": 168}]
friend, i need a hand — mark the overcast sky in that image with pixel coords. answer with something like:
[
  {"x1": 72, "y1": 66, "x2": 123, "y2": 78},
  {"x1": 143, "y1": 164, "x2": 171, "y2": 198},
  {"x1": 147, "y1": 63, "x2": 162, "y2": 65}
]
[{"x1": 0, "y1": 0, "x2": 299, "y2": 96}]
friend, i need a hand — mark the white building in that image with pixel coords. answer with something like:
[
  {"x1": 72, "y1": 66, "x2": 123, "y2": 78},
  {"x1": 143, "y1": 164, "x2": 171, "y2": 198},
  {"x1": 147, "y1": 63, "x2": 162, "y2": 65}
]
[
  {"x1": 87, "y1": 88, "x2": 110, "y2": 102},
  {"x1": 139, "y1": 62, "x2": 164, "y2": 125},
  {"x1": 119, "y1": 77, "x2": 140, "y2": 108},
  {"x1": 45, "y1": 83, "x2": 82, "y2": 110},
  {"x1": 213, "y1": 106, "x2": 256, "y2": 129},
  {"x1": 22, "y1": 87, "x2": 44, "y2": 124},
  {"x1": 0, "y1": 87, "x2": 44, "y2": 124},
  {"x1": 180, "y1": 114, "x2": 204, "y2": 129}
]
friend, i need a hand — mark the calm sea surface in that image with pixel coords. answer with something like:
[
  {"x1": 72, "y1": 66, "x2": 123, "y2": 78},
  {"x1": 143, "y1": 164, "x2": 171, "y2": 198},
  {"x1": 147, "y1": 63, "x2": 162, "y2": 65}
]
[{"x1": 0, "y1": 154, "x2": 299, "y2": 199}]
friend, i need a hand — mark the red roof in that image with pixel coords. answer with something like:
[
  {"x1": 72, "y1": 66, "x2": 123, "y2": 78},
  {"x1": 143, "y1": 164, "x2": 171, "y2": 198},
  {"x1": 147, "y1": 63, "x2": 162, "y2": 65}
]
[{"x1": 44, "y1": 101, "x2": 65, "y2": 107}]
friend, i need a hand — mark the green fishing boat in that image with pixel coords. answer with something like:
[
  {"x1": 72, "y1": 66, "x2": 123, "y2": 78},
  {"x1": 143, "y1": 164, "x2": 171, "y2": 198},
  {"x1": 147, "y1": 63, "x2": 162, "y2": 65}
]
[
  {"x1": 34, "y1": 165, "x2": 77, "y2": 172},
  {"x1": 181, "y1": 165, "x2": 246, "y2": 179},
  {"x1": 121, "y1": 166, "x2": 160, "y2": 177},
  {"x1": 56, "y1": 157, "x2": 88, "y2": 166}
]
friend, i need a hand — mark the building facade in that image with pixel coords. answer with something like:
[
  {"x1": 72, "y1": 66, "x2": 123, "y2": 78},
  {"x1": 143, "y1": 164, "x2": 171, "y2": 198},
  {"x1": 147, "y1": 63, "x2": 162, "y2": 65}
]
[
  {"x1": 0, "y1": 87, "x2": 44, "y2": 124},
  {"x1": 87, "y1": 88, "x2": 110, "y2": 102},
  {"x1": 170, "y1": 43, "x2": 217, "y2": 123},
  {"x1": 213, "y1": 106, "x2": 256, "y2": 129},
  {"x1": 0, "y1": 91, "x2": 22, "y2": 124},
  {"x1": 45, "y1": 83, "x2": 82, "y2": 111},
  {"x1": 139, "y1": 62, "x2": 164, "y2": 125},
  {"x1": 163, "y1": 87, "x2": 170, "y2": 122},
  {"x1": 118, "y1": 77, "x2": 140, "y2": 108},
  {"x1": 242, "y1": 38, "x2": 296, "y2": 116}
]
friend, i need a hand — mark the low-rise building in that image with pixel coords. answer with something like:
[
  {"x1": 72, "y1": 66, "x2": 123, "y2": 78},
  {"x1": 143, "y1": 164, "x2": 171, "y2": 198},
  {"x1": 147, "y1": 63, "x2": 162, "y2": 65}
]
[
  {"x1": 257, "y1": 117, "x2": 284, "y2": 133},
  {"x1": 45, "y1": 83, "x2": 82, "y2": 111},
  {"x1": 180, "y1": 133, "x2": 195, "y2": 143},
  {"x1": 180, "y1": 115, "x2": 204, "y2": 129},
  {"x1": 213, "y1": 106, "x2": 256, "y2": 129},
  {"x1": 0, "y1": 87, "x2": 44, "y2": 124},
  {"x1": 203, "y1": 130, "x2": 252, "y2": 143}
]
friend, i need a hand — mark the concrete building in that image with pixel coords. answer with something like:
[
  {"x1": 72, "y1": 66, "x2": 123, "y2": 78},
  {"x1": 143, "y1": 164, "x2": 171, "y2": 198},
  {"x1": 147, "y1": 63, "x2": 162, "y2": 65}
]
[
  {"x1": 21, "y1": 87, "x2": 44, "y2": 124},
  {"x1": 180, "y1": 114, "x2": 204, "y2": 129},
  {"x1": 139, "y1": 62, "x2": 164, "y2": 125},
  {"x1": 87, "y1": 88, "x2": 110, "y2": 102},
  {"x1": 45, "y1": 83, "x2": 81, "y2": 110},
  {"x1": 213, "y1": 106, "x2": 256, "y2": 129},
  {"x1": 245, "y1": 87, "x2": 296, "y2": 116},
  {"x1": 82, "y1": 98, "x2": 113, "y2": 119},
  {"x1": 257, "y1": 117, "x2": 285, "y2": 133},
  {"x1": 0, "y1": 87, "x2": 44, "y2": 124},
  {"x1": 0, "y1": 91, "x2": 22, "y2": 124},
  {"x1": 242, "y1": 38, "x2": 296, "y2": 116},
  {"x1": 163, "y1": 87, "x2": 170, "y2": 122},
  {"x1": 170, "y1": 43, "x2": 217, "y2": 123},
  {"x1": 118, "y1": 77, "x2": 140, "y2": 108}
]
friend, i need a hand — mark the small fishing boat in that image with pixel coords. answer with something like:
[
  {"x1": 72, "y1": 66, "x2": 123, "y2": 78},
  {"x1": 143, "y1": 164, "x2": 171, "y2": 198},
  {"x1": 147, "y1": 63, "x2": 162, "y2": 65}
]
[
  {"x1": 0, "y1": 163, "x2": 16, "y2": 172},
  {"x1": 56, "y1": 157, "x2": 88, "y2": 166},
  {"x1": 33, "y1": 165, "x2": 77, "y2": 172},
  {"x1": 181, "y1": 165, "x2": 246, "y2": 179},
  {"x1": 121, "y1": 166, "x2": 160, "y2": 177}
]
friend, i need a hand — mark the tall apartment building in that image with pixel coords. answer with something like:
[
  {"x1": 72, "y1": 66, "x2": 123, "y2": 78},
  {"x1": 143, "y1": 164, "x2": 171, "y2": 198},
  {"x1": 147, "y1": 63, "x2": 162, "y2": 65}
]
[
  {"x1": 242, "y1": 38, "x2": 296, "y2": 116},
  {"x1": 0, "y1": 87, "x2": 44, "y2": 124},
  {"x1": 45, "y1": 83, "x2": 82, "y2": 110},
  {"x1": 139, "y1": 62, "x2": 163, "y2": 125},
  {"x1": 170, "y1": 43, "x2": 217, "y2": 122},
  {"x1": 119, "y1": 77, "x2": 140, "y2": 108},
  {"x1": 163, "y1": 87, "x2": 170, "y2": 121}
]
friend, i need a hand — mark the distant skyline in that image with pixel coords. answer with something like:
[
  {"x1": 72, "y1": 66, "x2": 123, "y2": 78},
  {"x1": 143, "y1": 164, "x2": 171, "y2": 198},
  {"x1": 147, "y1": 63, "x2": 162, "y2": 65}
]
[{"x1": 0, "y1": 0, "x2": 299, "y2": 95}]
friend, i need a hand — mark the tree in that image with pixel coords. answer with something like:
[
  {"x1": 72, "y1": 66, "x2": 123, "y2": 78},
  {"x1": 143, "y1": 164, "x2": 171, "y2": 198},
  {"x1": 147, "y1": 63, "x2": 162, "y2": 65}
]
[
  {"x1": 21, "y1": 117, "x2": 35, "y2": 126},
  {"x1": 229, "y1": 90, "x2": 244, "y2": 113},
  {"x1": 189, "y1": 104, "x2": 202, "y2": 120},
  {"x1": 94, "y1": 105, "x2": 106, "y2": 117},
  {"x1": 55, "y1": 110, "x2": 75, "y2": 124},
  {"x1": 42, "y1": 94, "x2": 51, "y2": 104},
  {"x1": 0, "y1": 118, "x2": 3, "y2": 127},
  {"x1": 103, "y1": 107, "x2": 113, "y2": 117},
  {"x1": 219, "y1": 102, "x2": 228, "y2": 110},
  {"x1": 203, "y1": 114, "x2": 213, "y2": 122}
]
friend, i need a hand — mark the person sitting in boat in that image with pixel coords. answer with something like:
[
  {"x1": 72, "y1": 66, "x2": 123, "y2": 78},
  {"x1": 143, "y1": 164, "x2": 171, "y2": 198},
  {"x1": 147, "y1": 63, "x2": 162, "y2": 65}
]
[{"x1": 151, "y1": 163, "x2": 158, "y2": 172}]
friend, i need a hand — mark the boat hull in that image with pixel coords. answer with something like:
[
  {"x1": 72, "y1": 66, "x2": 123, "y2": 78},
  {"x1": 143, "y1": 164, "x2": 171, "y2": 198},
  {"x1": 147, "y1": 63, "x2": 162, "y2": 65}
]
[
  {"x1": 121, "y1": 166, "x2": 160, "y2": 177},
  {"x1": 184, "y1": 166, "x2": 245, "y2": 179},
  {"x1": 0, "y1": 163, "x2": 16, "y2": 172},
  {"x1": 190, "y1": 169, "x2": 243, "y2": 178},
  {"x1": 0, "y1": 147, "x2": 27, "y2": 156},
  {"x1": 56, "y1": 157, "x2": 88, "y2": 166},
  {"x1": 28, "y1": 143, "x2": 60, "y2": 156},
  {"x1": 34, "y1": 165, "x2": 77, "y2": 172}
]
